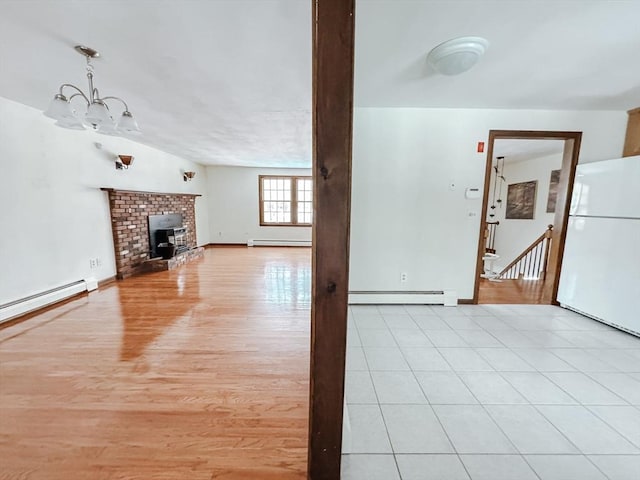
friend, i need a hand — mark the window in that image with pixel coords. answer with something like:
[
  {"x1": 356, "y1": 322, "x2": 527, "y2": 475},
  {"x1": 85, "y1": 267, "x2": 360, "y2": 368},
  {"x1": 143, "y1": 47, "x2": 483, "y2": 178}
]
[{"x1": 259, "y1": 175, "x2": 312, "y2": 226}]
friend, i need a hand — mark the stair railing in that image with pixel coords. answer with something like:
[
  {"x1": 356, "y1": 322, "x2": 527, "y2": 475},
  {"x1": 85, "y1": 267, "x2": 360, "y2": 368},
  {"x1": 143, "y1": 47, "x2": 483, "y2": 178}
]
[
  {"x1": 485, "y1": 221, "x2": 499, "y2": 254},
  {"x1": 499, "y1": 225, "x2": 554, "y2": 280}
]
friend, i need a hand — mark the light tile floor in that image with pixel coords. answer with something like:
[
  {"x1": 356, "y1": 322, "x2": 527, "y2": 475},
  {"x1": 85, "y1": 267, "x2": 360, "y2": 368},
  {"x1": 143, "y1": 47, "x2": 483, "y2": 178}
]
[{"x1": 342, "y1": 304, "x2": 640, "y2": 480}]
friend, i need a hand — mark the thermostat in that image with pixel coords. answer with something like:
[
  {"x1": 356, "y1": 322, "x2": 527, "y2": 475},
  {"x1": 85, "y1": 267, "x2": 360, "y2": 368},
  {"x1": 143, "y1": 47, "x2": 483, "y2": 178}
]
[{"x1": 465, "y1": 188, "x2": 481, "y2": 199}]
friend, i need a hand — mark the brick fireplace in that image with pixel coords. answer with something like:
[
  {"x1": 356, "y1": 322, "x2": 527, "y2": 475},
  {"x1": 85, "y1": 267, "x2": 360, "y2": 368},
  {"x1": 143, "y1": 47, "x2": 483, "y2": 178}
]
[{"x1": 102, "y1": 188, "x2": 201, "y2": 279}]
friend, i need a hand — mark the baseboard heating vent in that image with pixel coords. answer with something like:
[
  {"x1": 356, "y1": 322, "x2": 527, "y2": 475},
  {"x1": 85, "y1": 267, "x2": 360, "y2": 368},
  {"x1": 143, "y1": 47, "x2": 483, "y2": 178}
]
[
  {"x1": 0, "y1": 280, "x2": 92, "y2": 324},
  {"x1": 247, "y1": 239, "x2": 312, "y2": 247},
  {"x1": 349, "y1": 290, "x2": 458, "y2": 306}
]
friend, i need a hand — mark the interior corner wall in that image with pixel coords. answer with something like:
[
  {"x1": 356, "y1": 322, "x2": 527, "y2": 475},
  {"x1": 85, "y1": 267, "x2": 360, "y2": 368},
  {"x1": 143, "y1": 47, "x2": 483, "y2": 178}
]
[
  {"x1": 350, "y1": 107, "x2": 627, "y2": 300},
  {"x1": 0, "y1": 96, "x2": 210, "y2": 305},
  {"x1": 206, "y1": 165, "x2": 312, "y2": 244},
  {"x1": 489, "y1": 153, "x2": 563, "y2": 270}
]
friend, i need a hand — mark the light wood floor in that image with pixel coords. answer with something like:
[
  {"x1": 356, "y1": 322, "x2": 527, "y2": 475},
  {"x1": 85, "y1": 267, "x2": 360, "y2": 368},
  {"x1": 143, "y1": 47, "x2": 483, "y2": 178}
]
[
  {"x1": 477, "y1": 277, "x2": 546, "y2": 304},
  {"x1": 0, "y1": 247, "x2": 312, "y2": 479}
]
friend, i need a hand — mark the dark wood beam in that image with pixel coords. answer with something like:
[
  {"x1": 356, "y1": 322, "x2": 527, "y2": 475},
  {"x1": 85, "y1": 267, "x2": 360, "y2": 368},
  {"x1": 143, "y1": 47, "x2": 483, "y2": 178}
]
[{"x1": 307, "y1": 0, "x2": 355, "y2": 479}]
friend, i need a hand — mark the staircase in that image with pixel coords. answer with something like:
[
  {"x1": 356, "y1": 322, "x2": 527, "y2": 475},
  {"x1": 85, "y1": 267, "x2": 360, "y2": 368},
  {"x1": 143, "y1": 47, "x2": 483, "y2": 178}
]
[
  {"x1": 499, "y1": 225, "x2": 554, "y2": 280},
  {"x1": 485, "y1": 221, "x2": 499, "y2": 254}
]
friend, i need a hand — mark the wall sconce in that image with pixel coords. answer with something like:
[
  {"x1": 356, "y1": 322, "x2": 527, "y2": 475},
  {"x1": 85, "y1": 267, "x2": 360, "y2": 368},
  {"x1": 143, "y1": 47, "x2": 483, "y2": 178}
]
[
  {"x1": 116, "y1": 155, "x2": 134, "y2": 170},
  {"x1": 183, "y1": 171, "x2": 196, "y2": 182}
]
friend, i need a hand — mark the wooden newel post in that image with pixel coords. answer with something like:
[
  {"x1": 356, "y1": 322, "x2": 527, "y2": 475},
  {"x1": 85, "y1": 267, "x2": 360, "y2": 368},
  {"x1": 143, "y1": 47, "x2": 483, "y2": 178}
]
[
  {"x1": 542, "y1": 225, "x2": 554, "y2": 280},
  {"x1": 307, "y1": 0, "x2": 356, "y2": 479},
  {"x1": 545, "y1": 224, "x2": 554, "y2": 238}
]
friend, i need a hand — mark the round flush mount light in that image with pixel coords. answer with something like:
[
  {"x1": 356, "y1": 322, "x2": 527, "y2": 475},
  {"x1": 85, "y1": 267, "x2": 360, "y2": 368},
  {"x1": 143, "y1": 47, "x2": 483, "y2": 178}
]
[{"x1": 427, "y1": 36, "x2": 489, "y2": 76}]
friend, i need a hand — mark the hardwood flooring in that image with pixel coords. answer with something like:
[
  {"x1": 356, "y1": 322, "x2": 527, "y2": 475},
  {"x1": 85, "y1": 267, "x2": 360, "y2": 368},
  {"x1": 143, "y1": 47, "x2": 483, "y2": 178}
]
[
  {"x1": 477, "y1": 277, "x2": 546, "y2": 304},
  {"x1": 0, "y1": 247, "x2": 312, "y2": 479}
]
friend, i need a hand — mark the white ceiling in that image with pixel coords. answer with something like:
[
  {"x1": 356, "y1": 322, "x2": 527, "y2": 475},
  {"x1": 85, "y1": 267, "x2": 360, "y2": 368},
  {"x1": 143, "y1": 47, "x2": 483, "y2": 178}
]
[
  {"x1": 1, "y1": 0, "x2": 639, "y2": 168},
  {"x1": 355, "y1": 0, "x2": 640, "y2": 110},
  {"x1": 493, "y1": 139, "x2": 565, "y2": 164}
]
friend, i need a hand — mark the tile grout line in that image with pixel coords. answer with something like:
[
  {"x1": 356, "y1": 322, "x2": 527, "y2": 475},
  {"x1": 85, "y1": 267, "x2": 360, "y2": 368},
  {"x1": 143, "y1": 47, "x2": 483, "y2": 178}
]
[
  {"x1": 585, "y1": 405, "x2": 640, "y2": 451},
  {"x1": 400, "y1": 322, "x2": 474, "y2": 480},
  {"x1": 506, "y1": 346, "x2": 576, "y2": 372},
  {"x1": 375, "y1": 308, "x2": 406, "y2": 479},
  {"x1": 539, "y1": 370, "x2": 629, "y2": 407},
  {"x1": 439, "y1": 355, "x2": 544, "y2": 479},
  {"x1": 346, "y1": 304, "x2": 640, "y2": 479},
  {"x1": 430, "y1": 309, "x2": 547, "y2": 479},
  {"x1": 351, "y1": 307, "x2": 403, "y2": 478},
  {"x1": 494, "y1": 370, "x2": 589, "y2": 457},
  {"x1": 347, "y1": 310, "x2": 399, "y2": 475}
]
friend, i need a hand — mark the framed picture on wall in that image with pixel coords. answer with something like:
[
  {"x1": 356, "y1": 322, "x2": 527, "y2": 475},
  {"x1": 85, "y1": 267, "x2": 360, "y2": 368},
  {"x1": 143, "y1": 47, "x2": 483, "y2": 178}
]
[
  {"x1": 546, "y1": 169, "x2": 561, "y2": 213},
  {"x1": 506, "y1": 180, "x2": 537, "y2": 219}
]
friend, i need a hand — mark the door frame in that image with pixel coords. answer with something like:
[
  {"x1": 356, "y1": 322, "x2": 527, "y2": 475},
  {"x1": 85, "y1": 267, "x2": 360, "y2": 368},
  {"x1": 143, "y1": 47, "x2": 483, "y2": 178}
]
[{"x1": 472, "y1": 130, "x2": 583, "y2": 304}]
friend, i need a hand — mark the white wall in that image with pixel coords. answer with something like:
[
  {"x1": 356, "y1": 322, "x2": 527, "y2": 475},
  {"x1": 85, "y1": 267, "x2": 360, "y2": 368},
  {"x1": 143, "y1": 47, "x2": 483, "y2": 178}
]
[
  {"x1": 489, "y1": 153, "x2": 563, "y2": 269},
  {"x1": 350, "y1": 107, "x2": 627, "y2": 299},
  {"x1": 206, "y1": 166, "x2": 312, "y2": 244},
  {"x1": 0, "y1": 96, "x2": 209, "y2": 305}
]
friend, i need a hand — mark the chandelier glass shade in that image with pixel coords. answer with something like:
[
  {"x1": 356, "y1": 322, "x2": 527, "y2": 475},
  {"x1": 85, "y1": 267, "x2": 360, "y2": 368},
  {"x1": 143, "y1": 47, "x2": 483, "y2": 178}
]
[{"x1": 44, "y1": 45, "x2": 140, "y2": 135}]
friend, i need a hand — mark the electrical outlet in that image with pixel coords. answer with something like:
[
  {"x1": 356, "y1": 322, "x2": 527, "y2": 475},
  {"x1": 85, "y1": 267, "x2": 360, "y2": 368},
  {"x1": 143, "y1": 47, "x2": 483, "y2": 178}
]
[
  {"x1": 400, "y1": 272, "x2": 408, "y2": 283},
  {"x1": 89, "y1": 258, "x2": 97, "y2": 269}
]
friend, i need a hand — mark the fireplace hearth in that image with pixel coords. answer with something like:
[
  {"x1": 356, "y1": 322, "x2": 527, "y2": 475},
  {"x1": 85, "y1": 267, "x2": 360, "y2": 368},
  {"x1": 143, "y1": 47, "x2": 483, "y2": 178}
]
[{"x1": 102, "y1": 188, "x2": 201, "y2": 279}]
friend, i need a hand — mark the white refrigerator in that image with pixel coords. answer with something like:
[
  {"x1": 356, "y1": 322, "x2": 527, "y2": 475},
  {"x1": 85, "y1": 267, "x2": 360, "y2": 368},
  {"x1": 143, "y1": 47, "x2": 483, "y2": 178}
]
[{"x1": 557, "y1": 155, "x2": 640, "y2": 336}]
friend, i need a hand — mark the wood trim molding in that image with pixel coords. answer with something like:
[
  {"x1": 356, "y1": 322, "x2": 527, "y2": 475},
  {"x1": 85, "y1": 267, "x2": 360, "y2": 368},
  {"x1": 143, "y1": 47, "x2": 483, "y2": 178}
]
[
  {"x1": 307, "y1": 0, "x2": 355, "y2": 478},
  {"x1": 472, "y1": 130, "x2": 582, "y2": 304},
  {"x1": 623, "y1": 106, "x2": 640, "y2": 157},
  {"x1": 543, "y1": 134, "x2": 582, "y2": 304},
  {"x1": 205, "y1": 243, "x2": 247, "y2": 248},
  {"x1": 100, "y1": 188, "x2": 202, "y2": 197},
  {"x1": 258, "y1": 175, "x2": 313, "y2": 227},
  {"x1": 473, "y1": 131, "x2": 497, "y2": 304},
  {"x1": 97, "y1": 276, "x2": 117, "y2": 288},
  {"x1": 479, "y1": 130, "x2": 582, "y2": 140}
]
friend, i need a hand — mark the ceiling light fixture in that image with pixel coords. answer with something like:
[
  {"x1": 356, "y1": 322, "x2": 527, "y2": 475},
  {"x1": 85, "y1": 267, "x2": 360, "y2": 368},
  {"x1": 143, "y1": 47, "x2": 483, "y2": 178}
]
[
  {"x1": 44, "y1": 45, "x2": 140, "y2": 135},
  {"x1": 427, "y1": 36, "x2": 489, "y2": 76}
]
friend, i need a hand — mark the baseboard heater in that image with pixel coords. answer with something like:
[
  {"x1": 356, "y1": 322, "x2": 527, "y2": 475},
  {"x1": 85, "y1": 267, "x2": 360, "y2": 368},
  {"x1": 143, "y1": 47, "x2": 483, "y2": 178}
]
[
  {"x1": 349, "y1": 290, "x2": 458, "y2": 306},
  {"x1": 0, "y1": 279, "x2": 98, "y2": 324},
  {"x1": 247, "y1": 239, "x2": 312, "y2": 247}
]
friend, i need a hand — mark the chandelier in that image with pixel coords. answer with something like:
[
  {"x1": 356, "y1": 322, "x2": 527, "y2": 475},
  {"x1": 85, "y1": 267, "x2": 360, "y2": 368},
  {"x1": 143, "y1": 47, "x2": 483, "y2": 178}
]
[{"x1": 44, "y1": 45, "x2": 140, "y2": 135}]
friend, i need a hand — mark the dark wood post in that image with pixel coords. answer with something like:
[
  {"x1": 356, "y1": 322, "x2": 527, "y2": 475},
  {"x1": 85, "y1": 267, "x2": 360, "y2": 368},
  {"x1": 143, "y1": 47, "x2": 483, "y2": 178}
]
[{"x1": 307, "y1": 0, "x2": 356, "y2": 479}]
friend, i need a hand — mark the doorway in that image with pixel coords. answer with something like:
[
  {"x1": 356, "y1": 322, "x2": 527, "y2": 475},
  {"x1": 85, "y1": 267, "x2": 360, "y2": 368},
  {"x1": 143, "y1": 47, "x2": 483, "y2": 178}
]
[{"x1": 473, "y1": 130, "x2": 582, "y2": 304}]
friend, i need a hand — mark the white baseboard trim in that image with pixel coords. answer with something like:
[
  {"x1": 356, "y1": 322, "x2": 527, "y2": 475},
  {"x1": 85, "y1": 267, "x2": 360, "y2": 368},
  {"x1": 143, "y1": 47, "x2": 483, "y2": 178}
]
[
  {"x1": 349, "y1": 290, "x2": 458, "y2": 306},
  {"x1": 247, "y1": 239, "x2": 312, "y2": 247},
  {"x1": 560, "y1": 304, "x2": 639, "y2": 338},
  {"x1": 0, "y1": 279, "x2": 95, "y2": 324}
]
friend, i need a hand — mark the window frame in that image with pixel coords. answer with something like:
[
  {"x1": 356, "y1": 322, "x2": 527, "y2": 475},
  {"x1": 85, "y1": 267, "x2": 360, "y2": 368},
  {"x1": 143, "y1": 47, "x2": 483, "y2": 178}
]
[{"x1": 259, "y1": 175, "x2": 312, "y2": 227}]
